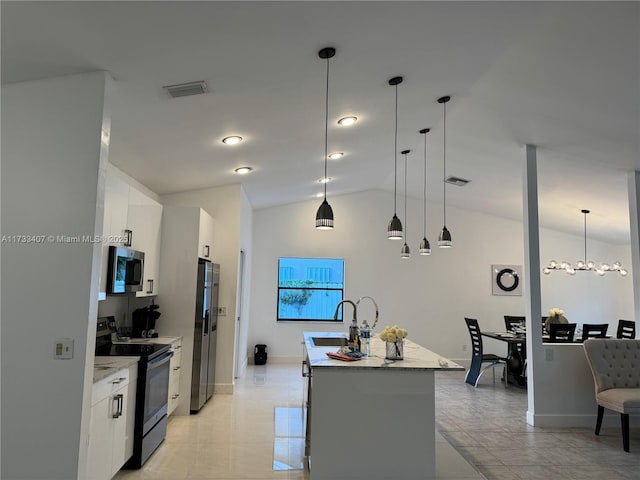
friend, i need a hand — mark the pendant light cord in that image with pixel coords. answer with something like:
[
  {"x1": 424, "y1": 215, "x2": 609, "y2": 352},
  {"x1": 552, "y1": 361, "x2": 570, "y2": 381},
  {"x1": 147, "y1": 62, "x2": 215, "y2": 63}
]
[
  {"x1": 423, "y1": 132, "x2": 427, "y2": 237},
  {"x1": 404, "y1": 151, "x2": 408, "y2": 239},
  {"x1": 323, "y1": 56, "x2": 329, "y2": 200},
  {"x1": 394, "y1": 84, "x2": 398, "y2": 214},
  {"x1": 443, "y1": 100, "x2": 447, "y2": 226},
  {"x1": 584, "y1": 211, "x2": 588, "y2": 262}
]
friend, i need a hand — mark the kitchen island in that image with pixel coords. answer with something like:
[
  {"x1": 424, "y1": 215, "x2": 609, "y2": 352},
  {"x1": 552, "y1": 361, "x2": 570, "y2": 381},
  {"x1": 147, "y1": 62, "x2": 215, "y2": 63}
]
[{"x1": 303, "y1": 331, "x2": 463, "y2": 480}]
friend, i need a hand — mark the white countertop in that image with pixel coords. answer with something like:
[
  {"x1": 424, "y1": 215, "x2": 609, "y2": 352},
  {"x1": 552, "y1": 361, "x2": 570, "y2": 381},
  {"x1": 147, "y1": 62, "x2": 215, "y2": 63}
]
[
  {"x1": 114, "y1": 335, "x2": 181, "y2": 345},
  {"x1": 303, "y1": 331, "x2": 463, "y2": 371},
  {"x1": 93, "y1": 356, "x2": 139, "y2": 383}
]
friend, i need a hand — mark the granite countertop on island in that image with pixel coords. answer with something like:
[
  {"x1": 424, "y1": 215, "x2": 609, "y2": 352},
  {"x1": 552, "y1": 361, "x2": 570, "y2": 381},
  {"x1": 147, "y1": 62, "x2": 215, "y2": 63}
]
[
  {"x1": 303, "y1": 331, "x2": 463, "y2": 371},
  {"x1": 93, "y1": 356, "x2": 139, "y2": 383}
]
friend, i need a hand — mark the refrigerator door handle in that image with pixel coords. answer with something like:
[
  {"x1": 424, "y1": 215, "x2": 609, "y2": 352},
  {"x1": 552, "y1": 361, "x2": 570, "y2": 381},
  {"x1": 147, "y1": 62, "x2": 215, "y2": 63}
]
[{"x1": 204, "y1": 309, "x2": 209, "y2": 336}]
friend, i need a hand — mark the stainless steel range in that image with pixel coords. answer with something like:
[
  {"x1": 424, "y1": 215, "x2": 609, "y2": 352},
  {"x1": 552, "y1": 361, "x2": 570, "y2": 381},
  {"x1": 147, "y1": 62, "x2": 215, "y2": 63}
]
[{"x1": 95, "y1": 317, "x2": 173, "y2": 468}]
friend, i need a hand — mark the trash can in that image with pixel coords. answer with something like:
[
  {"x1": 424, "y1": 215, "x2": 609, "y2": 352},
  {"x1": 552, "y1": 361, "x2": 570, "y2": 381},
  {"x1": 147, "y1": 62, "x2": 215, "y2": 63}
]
[{"x1": 254, "y1": 344, "x2": 268, "y2": 365}]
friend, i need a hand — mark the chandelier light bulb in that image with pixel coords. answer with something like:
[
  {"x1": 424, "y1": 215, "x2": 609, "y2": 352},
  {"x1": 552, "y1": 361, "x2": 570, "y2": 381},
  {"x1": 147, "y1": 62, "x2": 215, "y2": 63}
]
[
  {"x1": 567, "y1": 268, "x2": 577, "y2": 275},
  {"x1": 601, "y1": 263, "x2": 611, "y2": 271},
  {"x1": 620, "y1": 269, "x2": 629, "y2": 276},
  {"x1": 549, "y1": 260, "x2": 558, "y2": 268},
  {"x1": 586, "y1": 260, "x2": 595, "y2": 269},
  {"x1": 613, "y1": 261, "x2": 622, "y2": 270},
  {"x1": 543, "y1": 267, "x2": 551, "y2": 275}
]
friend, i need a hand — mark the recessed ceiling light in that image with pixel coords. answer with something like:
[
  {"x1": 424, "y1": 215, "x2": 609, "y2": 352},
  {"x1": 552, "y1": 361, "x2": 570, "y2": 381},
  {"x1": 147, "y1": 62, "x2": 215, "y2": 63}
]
[
  {"x1": 234, "y1": 166, "x2": 252, "y2": 174},
  {"x1": 222, "y1": 135, "x2": 243, "y2": 145},
  {"x1": 318, "y1": 177, "x2": 333, "y2": 184},
  {"x1": 337, "y1": 116, "x2": 358, "y2": 126},
  {"x1": 328, "y1": 152, "x2": 344, "y2": 160}
]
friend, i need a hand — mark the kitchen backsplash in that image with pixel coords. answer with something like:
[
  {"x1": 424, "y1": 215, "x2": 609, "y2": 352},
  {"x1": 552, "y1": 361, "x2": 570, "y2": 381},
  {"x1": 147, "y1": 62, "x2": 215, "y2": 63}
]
[{"x1": 98, "y1": 294, "x2": 159, "y2": 330}]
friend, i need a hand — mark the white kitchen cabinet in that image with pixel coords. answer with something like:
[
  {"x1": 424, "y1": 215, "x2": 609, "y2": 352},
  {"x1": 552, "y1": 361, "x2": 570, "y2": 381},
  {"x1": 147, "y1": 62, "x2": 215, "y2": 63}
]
[
  {"x1": 128, "y1": 188, "x2": 163, "y2": 297},
  {"x1": 87, "y1": 364, "x2": 137, "y2": 480},
  {"x1": 198, "y1": 209, "x2": 215, "y2": 260},
  {"x1": 98, "y1": 170, "x2": 163, "y2": 300},
  {"x1": 123, "y1": 364, "x2": 138, "y2": 463},
  {"x1": 158, "y1": 207, "x2": 216, "y2": 415},
  {"x1": 168, "y1": 338, "x2": 182, "y2": 415},
  {"x1": 99, "y1": 175, "x2": 130, "y2": 300}
]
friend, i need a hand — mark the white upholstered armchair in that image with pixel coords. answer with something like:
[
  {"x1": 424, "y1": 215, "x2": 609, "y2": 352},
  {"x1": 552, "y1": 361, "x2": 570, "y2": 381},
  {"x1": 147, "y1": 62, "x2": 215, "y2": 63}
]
[{"x1": 583, "y1": 339, "x2": 640, "y2": 452}]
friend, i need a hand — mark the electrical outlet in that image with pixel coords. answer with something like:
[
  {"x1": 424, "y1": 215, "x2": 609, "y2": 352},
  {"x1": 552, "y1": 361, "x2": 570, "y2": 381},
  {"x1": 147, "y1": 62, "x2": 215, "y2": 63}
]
[
  {"x1": 217, "y1": 306, "x2": 227, "y2": 316},
  {"x1": 462, "y1": 344, "x2": 468, "y2": 352}
]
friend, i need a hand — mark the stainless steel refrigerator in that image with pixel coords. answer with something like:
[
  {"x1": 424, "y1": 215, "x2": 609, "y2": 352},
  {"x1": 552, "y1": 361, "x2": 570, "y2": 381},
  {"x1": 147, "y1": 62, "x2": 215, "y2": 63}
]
[{"x1": 190, "y1": 259, "x2": 219, "y2": 413}]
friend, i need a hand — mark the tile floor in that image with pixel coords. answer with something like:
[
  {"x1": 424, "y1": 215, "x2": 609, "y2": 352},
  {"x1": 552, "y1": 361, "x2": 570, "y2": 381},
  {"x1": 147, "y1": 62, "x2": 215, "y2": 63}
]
[
  {"x1": 435, "y1": 371, "x2": 640, "y2": 479},
  {"x1": 114, "y1": 364, "x2": 639, "y2": 480}
]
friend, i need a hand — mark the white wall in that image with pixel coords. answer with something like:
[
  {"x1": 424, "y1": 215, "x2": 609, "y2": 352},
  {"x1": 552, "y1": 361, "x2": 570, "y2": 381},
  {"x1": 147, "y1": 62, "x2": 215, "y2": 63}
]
[
  {"x1": 1, "y1": 72, "x2": 112, "y2": 479},
  {"x1": 249, "y1": 190, "x2": 634, "y2": 363},
  {"x1": 236, "y1": 187, "x2": 253, "y2": 376},
  {"x1": 161, "y1": 184, "x2": 244, "y2": 391}
]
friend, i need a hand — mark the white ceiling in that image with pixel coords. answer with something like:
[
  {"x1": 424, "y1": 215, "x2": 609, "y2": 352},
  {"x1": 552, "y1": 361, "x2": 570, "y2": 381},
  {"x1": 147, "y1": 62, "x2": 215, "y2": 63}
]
[{"x1": 2, "y1": 1, "x2": 638, "y2": 244}]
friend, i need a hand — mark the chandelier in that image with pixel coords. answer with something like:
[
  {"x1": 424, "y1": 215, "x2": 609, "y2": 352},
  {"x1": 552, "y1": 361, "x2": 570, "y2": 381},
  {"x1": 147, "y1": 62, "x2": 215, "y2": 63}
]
[{"x1": 543, "y1": 209, "x2": 628, "y2": 276}]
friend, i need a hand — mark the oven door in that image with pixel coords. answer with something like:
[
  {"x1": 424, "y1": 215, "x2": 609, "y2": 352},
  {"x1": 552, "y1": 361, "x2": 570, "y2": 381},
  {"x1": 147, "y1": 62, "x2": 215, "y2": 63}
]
[{"x1": 142, "y1": 350, "x2": 173, "y2": 435}]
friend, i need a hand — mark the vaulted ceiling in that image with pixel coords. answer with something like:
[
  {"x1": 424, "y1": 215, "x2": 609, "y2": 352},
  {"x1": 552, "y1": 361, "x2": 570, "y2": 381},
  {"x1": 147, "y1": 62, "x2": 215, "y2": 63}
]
[{"x1": 2, "y1": 1, "x2": 638, "y2": 243}]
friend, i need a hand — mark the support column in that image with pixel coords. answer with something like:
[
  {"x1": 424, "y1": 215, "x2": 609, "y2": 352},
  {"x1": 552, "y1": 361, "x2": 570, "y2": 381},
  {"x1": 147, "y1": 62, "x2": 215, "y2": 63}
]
[
  {"x1": 628, "y1": 171, "x2": 640, "y2": 327},
  {"x1": 523, "y1": 144, "x2": 543, "y2": 425}
]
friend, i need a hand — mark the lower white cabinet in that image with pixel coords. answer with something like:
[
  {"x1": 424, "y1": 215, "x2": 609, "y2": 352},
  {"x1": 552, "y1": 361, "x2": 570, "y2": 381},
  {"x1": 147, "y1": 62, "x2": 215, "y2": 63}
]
[
  {"x1": 168, "y1": 338, "x2": 182, "y2": 415},
  {"x1": 87, "y1": 363, "x2": 137, "y2": 480}
]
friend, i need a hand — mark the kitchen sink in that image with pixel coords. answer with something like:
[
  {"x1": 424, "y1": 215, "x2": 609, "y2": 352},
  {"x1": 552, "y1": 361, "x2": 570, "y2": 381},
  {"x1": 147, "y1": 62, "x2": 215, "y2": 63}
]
[{"x1": 311, "y1": 337, "x2": 348, "y2": 347}]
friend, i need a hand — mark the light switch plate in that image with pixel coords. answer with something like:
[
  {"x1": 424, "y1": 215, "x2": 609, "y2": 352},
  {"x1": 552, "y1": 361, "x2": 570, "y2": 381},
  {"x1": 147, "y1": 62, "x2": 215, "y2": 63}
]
[
  {"x1": 217, "y1": 306, "x2": 227, "y2": 316},
  {"x1": 54, "y1": 338, "x2": 74, "y2": 359}
]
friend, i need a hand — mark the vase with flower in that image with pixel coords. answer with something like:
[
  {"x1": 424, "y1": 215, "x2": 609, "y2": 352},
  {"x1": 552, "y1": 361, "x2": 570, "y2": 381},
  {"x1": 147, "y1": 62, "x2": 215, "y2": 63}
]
[
  {"x1": 545, "y1": 307, "x2": 568, "y2": 333},
  {"x1": 379, "y1": 325, "x2": 408, "y2": 360}
]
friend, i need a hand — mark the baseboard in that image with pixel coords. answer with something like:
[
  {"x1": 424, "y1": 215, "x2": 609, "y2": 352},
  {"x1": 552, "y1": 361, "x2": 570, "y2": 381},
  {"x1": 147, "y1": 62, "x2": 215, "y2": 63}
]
[
  {"x1": 527, "y1": 412, "x2": 640, "y2": 428},
  {"x1": 248, "y1": 355, "x2": 301, "y2": 365},
  {"x1": 214, "y1": 383, "x2": 234, "y2": 394}
]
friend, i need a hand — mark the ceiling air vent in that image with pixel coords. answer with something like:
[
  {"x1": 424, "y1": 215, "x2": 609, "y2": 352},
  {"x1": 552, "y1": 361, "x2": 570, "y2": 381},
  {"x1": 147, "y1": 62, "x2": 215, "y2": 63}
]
[
  {"x1": 163, "y1": 81, "x2": 208, "y2": 98},
  {"x1": 445, "y1": 176, "x2": 470, "y2": 187}
]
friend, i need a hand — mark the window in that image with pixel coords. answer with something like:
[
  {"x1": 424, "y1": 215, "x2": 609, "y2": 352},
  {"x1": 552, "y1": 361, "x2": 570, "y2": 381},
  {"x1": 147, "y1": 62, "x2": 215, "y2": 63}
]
[{"x1": 277, "y1": 257, "x2": 344, "y2": 322}]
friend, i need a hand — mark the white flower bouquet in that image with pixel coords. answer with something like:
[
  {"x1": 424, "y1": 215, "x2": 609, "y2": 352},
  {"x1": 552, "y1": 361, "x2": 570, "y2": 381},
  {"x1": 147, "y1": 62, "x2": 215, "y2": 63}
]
[
  {"x1": 379, "y1": 325, "x2": 408, "y2": 360},
  {"x1": 545, "y1": 307, "x2": 568, "y2": 332}
]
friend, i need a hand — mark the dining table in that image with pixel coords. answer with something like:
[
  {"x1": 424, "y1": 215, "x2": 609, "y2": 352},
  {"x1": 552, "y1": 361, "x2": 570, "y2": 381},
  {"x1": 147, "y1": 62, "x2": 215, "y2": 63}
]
[{"x1": 481, "y1": 331, "x2": 528, "y2": 387}]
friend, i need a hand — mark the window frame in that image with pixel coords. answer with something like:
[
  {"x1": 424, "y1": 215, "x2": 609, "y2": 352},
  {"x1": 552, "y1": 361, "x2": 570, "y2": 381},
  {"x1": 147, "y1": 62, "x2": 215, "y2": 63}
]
[{"x1": 276, "y1": 257, "x2": 345, "y2": 323}]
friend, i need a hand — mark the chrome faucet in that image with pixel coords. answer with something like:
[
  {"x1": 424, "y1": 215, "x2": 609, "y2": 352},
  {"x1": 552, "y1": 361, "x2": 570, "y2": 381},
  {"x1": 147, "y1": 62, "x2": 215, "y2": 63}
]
[
  {"x1": 334, "y1": 300, "x2": 357, "y2": 322},
  {"x1": 356, "y1": 296, "x2": 379, "y2": 333}
]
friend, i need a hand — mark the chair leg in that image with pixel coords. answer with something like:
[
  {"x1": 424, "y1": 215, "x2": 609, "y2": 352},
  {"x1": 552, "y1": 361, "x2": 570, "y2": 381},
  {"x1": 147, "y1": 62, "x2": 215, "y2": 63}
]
[
  {"x1": 621, "y1": 413, "x2": 630, "y2": 452},
  {"x1": 595, "y1": 405, "x2": 604, "y2": 435}
]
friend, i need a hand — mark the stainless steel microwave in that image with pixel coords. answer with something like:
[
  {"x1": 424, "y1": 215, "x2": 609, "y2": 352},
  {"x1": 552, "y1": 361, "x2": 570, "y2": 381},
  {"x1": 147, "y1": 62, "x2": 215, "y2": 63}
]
[{"x1": 107, "y1": 246, "x2": 145, "y2": 294}]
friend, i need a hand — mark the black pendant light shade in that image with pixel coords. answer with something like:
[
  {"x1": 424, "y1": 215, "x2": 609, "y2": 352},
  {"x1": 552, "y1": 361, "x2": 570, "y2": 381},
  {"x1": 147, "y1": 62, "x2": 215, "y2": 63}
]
[
  {"x1": 388, "y1": 215, "x2": 403, "y2": 238},
  {"x1": 315, "y1": 47, "x2": 336, "y2": 230},
  {"x1": 437, "y1": 96, "x2": 452, "y2": 248},
  {"x1": 315, "y1": 198, "x2": 334, "y2": 230},
  {"x1": 419, "y1": 128, "x2": 431, "y2": 255},
  {"x1": 387, "y1": 76, "x2": 404, "y2": 240},
  {"x1": 438, "y1": 226, "x2": 452, "y2": 247},
  {"x1": 401, "y1": 149, "x2": 411, "y2": 258}
]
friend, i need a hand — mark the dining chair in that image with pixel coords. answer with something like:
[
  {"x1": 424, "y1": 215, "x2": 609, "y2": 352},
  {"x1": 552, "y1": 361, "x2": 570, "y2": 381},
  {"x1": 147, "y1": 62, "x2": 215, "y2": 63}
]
[
  {"x1": 582, "y1": 323, "x2": 609, "y2": 342},
  {"x1": 504, "y1": 315, "x2": 525, "y2": 332},
  {"x1": 463, "y1": 317, "x2": 507, "y2": 387},
  {"x1": 617, "y1": 319, "x2": 636, "y2": 339},
  {"x1": 548, "y1": 323, "x2": 577, "y2": 342},
  {"x1": 583, "y1": 339, "x2": 640, "y2": 452}
]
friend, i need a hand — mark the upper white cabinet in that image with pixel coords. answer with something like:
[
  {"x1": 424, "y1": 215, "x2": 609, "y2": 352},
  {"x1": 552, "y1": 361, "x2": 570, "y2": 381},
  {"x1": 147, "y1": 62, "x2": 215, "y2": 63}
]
[
  {"x1": 98, "y1": 170, "x2": 163, "y2": 300},
  {"x1": 198, "y1": 209, "x2": 215, "y2": 260},
  {"x1": 128, "y1": 188, "x2": 163, "y2": 297},
  {"x1": 99, "y1": 175, "x2": 130, "y2": 299}
]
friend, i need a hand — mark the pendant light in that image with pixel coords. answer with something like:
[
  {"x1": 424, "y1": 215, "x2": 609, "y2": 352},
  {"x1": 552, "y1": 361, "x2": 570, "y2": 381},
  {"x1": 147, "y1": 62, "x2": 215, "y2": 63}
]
[
  {"x1": 387, "y1": 76, "x2": 404, "y2": 239},
  {"x1": 437, "y1": 96, "x2": 452, "y2": 248},
  {"x1": 419, "y1": 128, "x2": 431, "y2": 255},
  {"x1": 315, "y1": 47, "x2": 336, "y2": 229},
  {"x1": 543, "y1": 209, "x2": 628, "y2": 276},
  {"x1": 401, "y1": 149, "x2": 411, "y2": 259}
]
